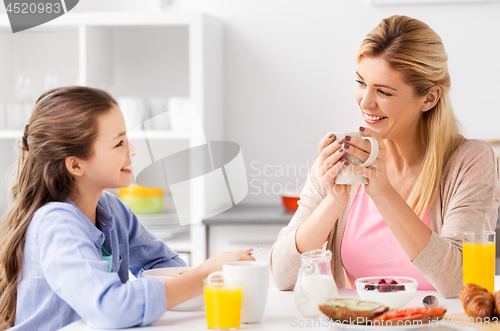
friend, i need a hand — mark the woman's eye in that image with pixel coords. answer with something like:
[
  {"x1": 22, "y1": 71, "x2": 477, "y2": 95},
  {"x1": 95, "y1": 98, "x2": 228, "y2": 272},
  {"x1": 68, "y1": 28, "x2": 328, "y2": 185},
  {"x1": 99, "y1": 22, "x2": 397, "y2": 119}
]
[
  {"x1": 378, "y1": 90, "x2": 392, "y2": 97},
  {"x1": 115, "y1": 140, "x2": 123, "y2": 147},
  {"x1": 355, "y1": 79, "x2": 366, "y2": 86}
]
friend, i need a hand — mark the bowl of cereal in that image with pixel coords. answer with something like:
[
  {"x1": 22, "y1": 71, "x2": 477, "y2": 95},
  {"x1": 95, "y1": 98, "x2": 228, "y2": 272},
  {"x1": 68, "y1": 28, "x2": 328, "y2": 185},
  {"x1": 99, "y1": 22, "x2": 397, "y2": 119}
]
[
  {"x1": 355, "y1": 276, "x2": 418, "y2": 309},
  {"x1": 142, "y1": 267, "x2": 204, "y2": 311}
]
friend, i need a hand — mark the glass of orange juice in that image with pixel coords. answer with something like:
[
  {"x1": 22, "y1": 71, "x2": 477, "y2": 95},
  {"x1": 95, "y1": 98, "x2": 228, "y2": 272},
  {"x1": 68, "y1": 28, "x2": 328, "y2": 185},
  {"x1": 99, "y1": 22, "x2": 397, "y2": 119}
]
[
  {"x1": 204, "y1": 272, "x2": 242, "y2": 330},
  {"x1": 463, "y1": 231, "x2": 496, "y2": 293}
]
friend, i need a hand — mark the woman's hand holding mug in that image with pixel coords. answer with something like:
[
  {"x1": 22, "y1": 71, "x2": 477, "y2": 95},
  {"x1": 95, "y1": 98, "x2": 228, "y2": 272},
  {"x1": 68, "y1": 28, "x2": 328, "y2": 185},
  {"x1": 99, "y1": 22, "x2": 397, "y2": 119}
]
[
  {"x1": 317, "y1": 132, "x2": 350, "y2": 203},
  {"x1": 340, "y1": 127, "x2": 391, "y2": 198},
  {"x1": 317, "y1": 127, "x2": 382, "y2": 202}
]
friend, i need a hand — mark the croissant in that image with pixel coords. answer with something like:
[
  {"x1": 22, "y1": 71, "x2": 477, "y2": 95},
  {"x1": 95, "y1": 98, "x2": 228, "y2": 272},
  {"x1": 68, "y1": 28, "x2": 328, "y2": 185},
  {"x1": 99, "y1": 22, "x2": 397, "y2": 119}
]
[
  {"x1": 495, "y1": 291, "x2": 500, "y2": 316},
  {"x1": 460, "y1": 283, "x2": 495, "y2": 319}
]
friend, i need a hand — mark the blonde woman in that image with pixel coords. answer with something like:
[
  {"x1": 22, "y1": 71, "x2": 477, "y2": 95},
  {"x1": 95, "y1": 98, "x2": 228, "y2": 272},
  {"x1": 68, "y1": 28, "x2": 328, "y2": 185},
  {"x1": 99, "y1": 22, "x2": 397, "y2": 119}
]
[{"x1": 270, "y1": 15, "x2": 499, "y2": 298}]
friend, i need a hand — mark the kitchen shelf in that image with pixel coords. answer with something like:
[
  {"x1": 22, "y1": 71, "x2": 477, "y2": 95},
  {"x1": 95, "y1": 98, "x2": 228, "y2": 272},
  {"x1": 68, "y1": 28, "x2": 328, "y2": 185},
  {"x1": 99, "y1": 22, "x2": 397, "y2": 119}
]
[
  {"x1": 0, "y1": 130, "x2": 22, "y2": 139},
  {"x1": 0, "y1": 130, "x2": 191, "y2": 140},
  {"x1": 0, "y1": 11, "x2": 224, "y2": 267},
  {"x1": 136, "y1": 213, "x2": 180, "y2": 221},
  {"x1": 128, "y1": 130, "x2": 191, "y2": 140},
  {"x1": 0, "y1": 12, "x2": 222, "y2": 28},
  {"x1": 165, "y1": 230, "x2": 192, "y2": 253}
]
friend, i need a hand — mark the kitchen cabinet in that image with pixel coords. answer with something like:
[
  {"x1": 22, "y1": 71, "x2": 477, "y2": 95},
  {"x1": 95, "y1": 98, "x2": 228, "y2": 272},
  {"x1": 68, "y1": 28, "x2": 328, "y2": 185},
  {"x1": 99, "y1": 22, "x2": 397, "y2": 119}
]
[
  {"x1": 0, "y1": 12, "x2": 224, "y2": 267},
  {"x1": 202, "y1": 205, "x2": 293, "y2": 262}
]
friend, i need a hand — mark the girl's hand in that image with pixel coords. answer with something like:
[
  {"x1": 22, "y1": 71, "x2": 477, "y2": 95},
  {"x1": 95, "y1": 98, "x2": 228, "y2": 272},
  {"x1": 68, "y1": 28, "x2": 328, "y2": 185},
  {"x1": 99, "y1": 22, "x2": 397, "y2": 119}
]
[
  {"x1": 317, "y1": 133, "x2": 351, "y2": 204},
  {"x1": 340, "y1": 127, "x2": 392, "y2": 197},
  {"x1": 199, "y1": 249, "x2": 255, "y2": 278}
]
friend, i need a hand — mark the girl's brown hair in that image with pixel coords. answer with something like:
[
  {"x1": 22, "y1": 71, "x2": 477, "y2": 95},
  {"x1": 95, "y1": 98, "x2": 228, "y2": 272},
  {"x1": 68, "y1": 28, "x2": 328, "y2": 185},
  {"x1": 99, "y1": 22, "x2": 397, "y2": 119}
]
[
  {"x1": 357, "y1": 15, "x2": 464, "y2": 217},
  {"x1": 0, "y1": 86, "x2": 117, "y2": 328}
]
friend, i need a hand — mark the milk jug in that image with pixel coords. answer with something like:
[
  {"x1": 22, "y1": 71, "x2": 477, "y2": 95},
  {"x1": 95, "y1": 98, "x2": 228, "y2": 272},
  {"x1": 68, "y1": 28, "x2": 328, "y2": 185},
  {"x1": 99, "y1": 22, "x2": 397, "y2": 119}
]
[{"x1": 294, "y1": 249, "x2": 338, "y2": 317}]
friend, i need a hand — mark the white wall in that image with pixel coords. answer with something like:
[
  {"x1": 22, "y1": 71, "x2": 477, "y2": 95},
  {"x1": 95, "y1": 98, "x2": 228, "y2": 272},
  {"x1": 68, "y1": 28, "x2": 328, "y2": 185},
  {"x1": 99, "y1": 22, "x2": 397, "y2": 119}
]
[
  {"x1": 167, "y1": 1, "x2": 500, "y2": 205},
  {"x1": 3, "y1": 0, "x2": 499, "y2": 205}
]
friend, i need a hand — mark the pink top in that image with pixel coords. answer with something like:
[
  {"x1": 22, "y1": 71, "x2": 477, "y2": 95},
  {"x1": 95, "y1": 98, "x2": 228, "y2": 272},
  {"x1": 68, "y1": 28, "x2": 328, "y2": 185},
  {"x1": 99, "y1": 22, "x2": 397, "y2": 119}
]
[{"x1": 341, "y1": 185, "x2": 435, "y2": 290}]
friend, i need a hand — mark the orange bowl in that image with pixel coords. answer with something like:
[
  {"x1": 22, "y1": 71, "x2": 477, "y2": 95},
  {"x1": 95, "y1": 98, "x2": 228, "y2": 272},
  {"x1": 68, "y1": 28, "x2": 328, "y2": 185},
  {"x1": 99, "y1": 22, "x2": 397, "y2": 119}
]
[{"x1": 281, "y1": 195, "x2": 300, "y2": 211}]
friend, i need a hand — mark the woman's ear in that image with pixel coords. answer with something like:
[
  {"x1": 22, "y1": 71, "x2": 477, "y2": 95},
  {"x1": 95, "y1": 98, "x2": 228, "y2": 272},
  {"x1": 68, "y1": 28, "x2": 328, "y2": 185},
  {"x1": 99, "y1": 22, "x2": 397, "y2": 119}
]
[
  {"x1": 65, "y1": 156, "x2": 84, "y2": 177},
  {"x1": 421, "y1": 86, "x2": 442, "y2": 112}
]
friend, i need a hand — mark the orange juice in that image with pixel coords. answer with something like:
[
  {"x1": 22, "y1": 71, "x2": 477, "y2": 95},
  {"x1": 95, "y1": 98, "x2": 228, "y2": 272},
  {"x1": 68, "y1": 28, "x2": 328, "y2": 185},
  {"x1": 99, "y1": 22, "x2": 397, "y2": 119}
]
[
  {"x1": 463, "y1": 242, "x2": 495, "y2": 293},
  {"x1": 204, "y1": 285, "x2": 242, "y2": 329}
]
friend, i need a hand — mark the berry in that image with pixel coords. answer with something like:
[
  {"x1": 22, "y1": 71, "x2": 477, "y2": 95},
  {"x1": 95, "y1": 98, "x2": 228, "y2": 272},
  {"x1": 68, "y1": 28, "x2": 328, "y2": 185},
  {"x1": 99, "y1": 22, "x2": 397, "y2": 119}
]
[
  {"x1": 379, "y1": 284, "x2": 392, "y2": 292},
  {"x1": 378, "y1": 279, "x2": 387, "y2": 284},
  {"x1": 390, "y1": 280, "x2": 398, "y2": 285}
]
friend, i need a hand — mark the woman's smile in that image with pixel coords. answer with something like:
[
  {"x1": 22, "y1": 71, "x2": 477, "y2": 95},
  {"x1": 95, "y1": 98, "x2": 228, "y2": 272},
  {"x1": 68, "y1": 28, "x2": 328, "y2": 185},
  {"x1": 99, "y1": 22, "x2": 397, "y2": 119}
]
[{"x1": 363, "y1": 111, "x2": 388, "y2": 124}]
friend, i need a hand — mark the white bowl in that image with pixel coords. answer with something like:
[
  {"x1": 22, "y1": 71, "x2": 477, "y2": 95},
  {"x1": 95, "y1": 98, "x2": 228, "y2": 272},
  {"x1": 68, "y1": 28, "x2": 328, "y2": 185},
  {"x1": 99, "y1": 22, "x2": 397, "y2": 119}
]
[
  {"x1": 142, "y1": 267, "x2": 204, "y2": 311},
  {"x1": 355, "y1": 276, "x2": 418, "y2": 309}
]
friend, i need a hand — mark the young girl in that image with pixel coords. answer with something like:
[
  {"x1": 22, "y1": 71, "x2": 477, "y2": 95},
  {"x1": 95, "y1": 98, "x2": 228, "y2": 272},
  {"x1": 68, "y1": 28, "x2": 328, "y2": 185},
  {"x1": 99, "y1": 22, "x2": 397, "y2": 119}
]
[{"x1": 0, "y1": 86, "x2": 253, "y2": 330}]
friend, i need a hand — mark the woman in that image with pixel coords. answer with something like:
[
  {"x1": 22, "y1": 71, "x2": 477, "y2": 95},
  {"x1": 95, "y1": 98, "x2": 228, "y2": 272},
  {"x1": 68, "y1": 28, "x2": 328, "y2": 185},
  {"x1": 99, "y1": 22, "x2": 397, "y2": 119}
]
[{"x1": 270, "y1": 15, "x2": 499, "y2": 299}]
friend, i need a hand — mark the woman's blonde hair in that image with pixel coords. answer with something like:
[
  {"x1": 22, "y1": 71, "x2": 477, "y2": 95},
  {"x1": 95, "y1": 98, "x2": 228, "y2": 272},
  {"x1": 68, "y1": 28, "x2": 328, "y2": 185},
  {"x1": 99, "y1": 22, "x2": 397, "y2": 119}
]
[
  {"x1": 357, "y1": 15, "x2": 463, "y2": 217},
  {"x1": 0, "y1": 86, "x2": 117, "y2": 328}
]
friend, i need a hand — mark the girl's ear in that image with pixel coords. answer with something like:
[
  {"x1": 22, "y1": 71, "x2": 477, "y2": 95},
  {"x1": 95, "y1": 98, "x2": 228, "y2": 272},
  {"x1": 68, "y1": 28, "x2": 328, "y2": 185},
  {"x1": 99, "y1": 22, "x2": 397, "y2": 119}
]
[
  {"x1": 421, "y1": 85, "x2": 441, "y2": 112},
  {"x1": 65, "y1": 156, "x2": 84, "y2": 177}
]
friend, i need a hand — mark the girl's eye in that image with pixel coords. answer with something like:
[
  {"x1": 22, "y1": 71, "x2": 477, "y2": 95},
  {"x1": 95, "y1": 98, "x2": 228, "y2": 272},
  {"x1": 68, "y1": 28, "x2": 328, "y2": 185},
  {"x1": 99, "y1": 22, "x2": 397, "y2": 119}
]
[
  {"x1": 378, "y1": 90, "x2": 392, "y2": 97},
  {"x1": 115, "y1": 140, "x2": 124, "y2": 147},
  {"x1": 355, "y1": 79, "x2": 366, "y2": 86}
]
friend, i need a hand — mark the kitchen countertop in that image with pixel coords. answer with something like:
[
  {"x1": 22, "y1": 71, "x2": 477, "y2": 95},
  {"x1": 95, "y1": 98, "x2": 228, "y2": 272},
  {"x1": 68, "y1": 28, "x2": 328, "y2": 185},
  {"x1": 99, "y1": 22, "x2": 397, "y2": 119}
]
[
  {"x1": 60, "y1": 277, "x2": 500, "y2": 331},
  {"x1": 202, "y1": 204, "x2": 294, "y2": 225},
  {"x1": 201, "y1": 205, "x2": 500, "y2": 227}
]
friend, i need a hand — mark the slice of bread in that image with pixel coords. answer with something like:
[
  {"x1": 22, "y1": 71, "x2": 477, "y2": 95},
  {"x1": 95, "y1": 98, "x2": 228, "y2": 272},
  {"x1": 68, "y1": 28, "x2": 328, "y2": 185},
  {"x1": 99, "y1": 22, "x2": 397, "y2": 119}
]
[{"x1": 319, "y1": 299, "x2": 389, "y2": 325}]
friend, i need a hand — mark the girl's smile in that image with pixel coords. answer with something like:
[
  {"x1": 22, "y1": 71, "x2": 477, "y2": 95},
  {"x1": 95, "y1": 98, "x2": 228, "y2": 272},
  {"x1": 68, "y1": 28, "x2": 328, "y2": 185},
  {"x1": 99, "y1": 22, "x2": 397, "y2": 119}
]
[{"x1": 120, "y1": 165, "x2": 132, "y2": 174}]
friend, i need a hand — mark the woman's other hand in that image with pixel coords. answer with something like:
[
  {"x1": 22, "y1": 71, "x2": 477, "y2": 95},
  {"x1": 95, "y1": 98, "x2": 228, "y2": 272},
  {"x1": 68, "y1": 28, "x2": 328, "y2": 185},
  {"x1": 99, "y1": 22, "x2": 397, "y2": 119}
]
[
  {"x1": 340, "y1": 127, "x2": 391, "y2": 197},
  {"x1": 199, "y1": 249, "x2": 255, "y2": 278},
  {"x1": 293, "y1": 133, "x2": 356, "y2": 254},
  {"x1": 317, "y1": 133, "x2": 350, "y2": 203}
]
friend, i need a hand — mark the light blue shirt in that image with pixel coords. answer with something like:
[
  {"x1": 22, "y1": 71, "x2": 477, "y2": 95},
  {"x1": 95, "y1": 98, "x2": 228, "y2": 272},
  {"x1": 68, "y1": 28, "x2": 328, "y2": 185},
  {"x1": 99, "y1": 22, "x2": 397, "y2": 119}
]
[{"x1": 13, "y1": 191, "x2": 186, "y2": 330}]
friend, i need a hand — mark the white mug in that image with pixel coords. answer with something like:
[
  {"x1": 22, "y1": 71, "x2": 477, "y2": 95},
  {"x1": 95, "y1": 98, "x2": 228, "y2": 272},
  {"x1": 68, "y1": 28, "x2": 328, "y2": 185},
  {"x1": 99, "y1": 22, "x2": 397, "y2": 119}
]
[
  {"x1": 211, "y1": 261, "x2": 269, "y2": 323},
  {"x1": 331, "y1": 131, "x2": 379, "y2": 185}
]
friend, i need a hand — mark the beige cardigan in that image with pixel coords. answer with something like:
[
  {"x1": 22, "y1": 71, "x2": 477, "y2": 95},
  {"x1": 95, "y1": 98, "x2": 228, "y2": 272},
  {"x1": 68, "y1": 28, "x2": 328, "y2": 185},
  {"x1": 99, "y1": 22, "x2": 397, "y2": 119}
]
[{"x1": 269, "y1": 139, "x2": 500, "y2": 299}]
